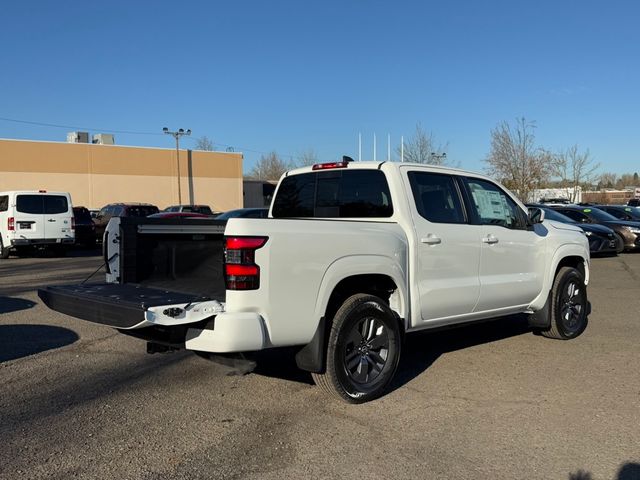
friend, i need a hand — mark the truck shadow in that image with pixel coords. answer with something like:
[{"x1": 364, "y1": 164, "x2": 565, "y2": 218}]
[
  {"x1": 0, "y1": 324, "x2": 80, "y2": 363},
  {"x1": 0, "y1": 296, "x2": 36, "y2": 314},
  {"x1": 390, "y1": 314, "x2": 533, "y2": 393},
  {"x1": 569, "y1": 463, "x2": 640, "y2": 480},
  {"x1": 250, "y1": 314, "x2": 533, "y2": 390}
]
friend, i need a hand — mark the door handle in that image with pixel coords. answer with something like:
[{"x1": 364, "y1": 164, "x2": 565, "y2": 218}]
[
  {"x1": 421, "y1": 235, "x2": 442, "y2": 245},
  {"x1": 47, "y1": 219, "x2": 56, "y2": 222},
  {"x1": 482, "y1": 235, "x2": 499, "y2": 245}
]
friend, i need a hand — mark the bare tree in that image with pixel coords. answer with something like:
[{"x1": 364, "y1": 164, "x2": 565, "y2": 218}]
[
  {"x1": 617, "y1": 173, "x2": 637, "y2": 189},
  {"x1": 485, "y1": 117, "x2": 553, "y2": 202},
  {"x1": 396, "y1": 123, "x2": 450, "y2": 164},
  {"x1": 295, "y1": 148, "x2": 319, "y2": 167},
  {"x1": 249, "y1": 151, "x2": 291, "y2": 181},
  {"x1": 195, "y1": 136, "x2": 214, "y2": 151},
  {"x1": 597, "y1": 172, "x2": 617, "y2": 189},
  {"x1": 551, "y1": 145, "x2": 600, "y2": 202}
]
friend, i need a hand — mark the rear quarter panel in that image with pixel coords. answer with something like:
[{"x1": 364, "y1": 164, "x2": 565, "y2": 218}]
[{"x1": 224, "y1": 218, "x2": 409, "y2": 347}]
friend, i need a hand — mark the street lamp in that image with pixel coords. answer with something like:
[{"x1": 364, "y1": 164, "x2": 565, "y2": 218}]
[
  {"x1": 430, "y1": 152, "x2": 447, "y2": 164},
  {"x1": 163, "y1": 127, "x2": 191, "y2": 204}
]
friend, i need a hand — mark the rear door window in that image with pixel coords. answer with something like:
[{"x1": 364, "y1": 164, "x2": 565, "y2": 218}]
[
  {"x1": 272, "y1": 170, "x2": 393, "y2": 218},
  {"x1": 16, "y1": 195, "x2": 44, "y2": 214},
  {"x1": 44, "y1": 196, "x2": 69, "y2": 214},
  {"x1": 407, "y1": 172, "x2": 465, "y2": 223}
]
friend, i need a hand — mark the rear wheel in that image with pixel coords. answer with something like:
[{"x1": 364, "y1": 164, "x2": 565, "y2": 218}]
[
  {"x1": 540, "y1": 266, "x2": 588, "y2": 340},
  {"x1": 0, "y1": 238, "x2": 10, "y2": 259},
  {"x1": 312, "y1": 294, "x2": 402, "y2": 403},
  {"x1": 51, "y1": 245, "x2": 68, "y2": 257}
]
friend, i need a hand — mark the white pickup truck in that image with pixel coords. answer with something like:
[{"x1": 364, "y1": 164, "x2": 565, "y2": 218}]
[{"x1": 39, "y1": 161, "x2": 591, "y2": 403}]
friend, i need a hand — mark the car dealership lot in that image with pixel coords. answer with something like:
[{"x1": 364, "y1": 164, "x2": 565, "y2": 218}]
[{"x1": 1, "y1": 253, "x2": 639, "y2": 480}]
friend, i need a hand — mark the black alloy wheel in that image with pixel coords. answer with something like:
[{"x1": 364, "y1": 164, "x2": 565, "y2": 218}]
[
  {"x1": 312, "y1": 293, "x2": 402, "y2": 403},
  {"x1": 541, "y1": 266, "x2": 589, "y2": 340}
]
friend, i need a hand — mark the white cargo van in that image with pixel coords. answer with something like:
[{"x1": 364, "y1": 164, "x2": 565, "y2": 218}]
[{"x1": 0, "y1": 190, "x2": 75, "y2": 259}]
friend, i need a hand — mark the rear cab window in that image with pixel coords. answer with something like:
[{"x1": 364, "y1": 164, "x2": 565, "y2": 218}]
[
  {"x1": 0, "y1": 195, "x2": 8, "y2": 212},
  {"x1": 272, "y1": 170, "x2": 393, "y2": 218}
]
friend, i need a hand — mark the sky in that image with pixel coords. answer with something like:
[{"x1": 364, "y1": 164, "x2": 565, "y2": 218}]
[{"x1": 1, "y1": 0, "x2": 639, "y2": 175}]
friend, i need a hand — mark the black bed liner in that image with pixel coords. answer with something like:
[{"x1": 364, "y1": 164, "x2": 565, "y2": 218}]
[{"x1": 38, "y1": 283, "x2": 211, "y2": 329}]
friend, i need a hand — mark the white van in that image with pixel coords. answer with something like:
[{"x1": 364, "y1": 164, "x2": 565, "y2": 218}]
[{"x1": 0, "y1": 190, "x2": 75, "y2": 259}]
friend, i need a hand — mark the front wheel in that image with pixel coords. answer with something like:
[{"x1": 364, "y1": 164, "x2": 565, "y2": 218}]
[
  {"x1": 614, "y1": 233, "x2": 625, "y2": 254},
  {"x1": 312, "y1": 294, "x2": 402, "y2": 403},
  {"x1": 540, "y1": 266, "x2": 588, "y2": 340}
]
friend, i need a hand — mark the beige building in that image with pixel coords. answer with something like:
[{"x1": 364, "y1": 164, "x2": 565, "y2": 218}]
[{"x1": 0, "y1": 138, "x2": 243, "y2": 211}]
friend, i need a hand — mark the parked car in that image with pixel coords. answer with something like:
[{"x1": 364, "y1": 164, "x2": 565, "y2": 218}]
[
  {"x1": 163, "y1": 204, "x2": 216, "y2": 215},
  {"x1": 73, "y1": 206, "x2": 97, "y2": 247},
  {"x1": 93, "y1": 203, "x2": 160, "y2": 240},
  {"x1": 215, "y1": 208, "x2": 269, "y2": 220},
  {"x1": 40, "y1": 161, "x2": 591, "y2": 403},
  {"x1": 147, "y1": 212, "x2": 212, "y2": 219},
  {"x1": 0, "y1": 190, "x2": 75, "y2": 259},
  {"x1": 627, "y1": 198, "x2": 640, "y2": 207},
  {"x1": 539, "y1": 197, "x2": 571, "y2": 205},
  {"x1": 548, "y1": 204, "x2": 640, "y2": 252},
  {"x1": 527, "y1": 204, "x2": 619, "y2": 255},
  {"x1": 594, "y1": 204, "x2": 640, "y2": 222}
]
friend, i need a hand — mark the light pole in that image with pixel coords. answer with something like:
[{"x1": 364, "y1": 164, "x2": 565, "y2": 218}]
[
  {"x1": 430, "y1": 151, "x2": 447, "y2": 164},
  {"x1": 163, "y1": 127, "x2": 191, "y2": 204}
]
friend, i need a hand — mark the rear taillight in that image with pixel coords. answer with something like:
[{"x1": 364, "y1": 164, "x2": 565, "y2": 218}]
[
  {"x1": 224, "y1": 236, "x2": 268, "y2": 290},
  {"x1": 71, "y1": 217, "x2": 75, "y2": 230},
  {"x1": 8, "y1": 217, "x2": 14, "y2": 231}
]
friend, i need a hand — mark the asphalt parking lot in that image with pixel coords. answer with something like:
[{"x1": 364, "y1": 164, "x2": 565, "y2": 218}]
[{"x1": 1, "y1": 251, "x2": 639, "y2": 480}]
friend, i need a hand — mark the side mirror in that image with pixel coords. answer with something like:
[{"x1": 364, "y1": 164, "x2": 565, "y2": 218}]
[{"x1": 528, "y1": 207, "x2": 545, "y2": 224}]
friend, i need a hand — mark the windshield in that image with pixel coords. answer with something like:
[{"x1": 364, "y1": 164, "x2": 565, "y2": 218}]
[
  {"x1": 585, "y1": 208, "x2": 619, "y2": 222},
  {"x1": 542, "y1": 208, "x2": 575, "y2": 223}
]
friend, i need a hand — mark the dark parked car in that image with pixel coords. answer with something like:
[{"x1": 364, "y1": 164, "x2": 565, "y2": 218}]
[
  {"x1": 627, "y1": 198, "x2": 640, "y2": 207},
  {"x1": 548, "y1": 205, "x2": 640, "y2": 252},
  {"x1": 214, "y1": 208, "x2": 269, "y2": 220},
  {"x1": 147, "y1": 212, "x2": 212, "y2": 219},
  {"x1": 594, "y1": 204, "x2": 640, "y2": 222},
  {"x1": 163, "y1": 204, "x2": 216, "y2": 215},
  {"x1": 72, "y1": 206, "x2": 97, "y2": 247},
  {"x1": 94, "y1": 203, "x2": 160, "y2": 240},
  {"x1": 527, "y1": 204, "x2": 618, "y2": 255}
]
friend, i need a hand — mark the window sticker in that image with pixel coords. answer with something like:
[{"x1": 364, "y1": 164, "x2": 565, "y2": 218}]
[
  {"x1": 583, "y1": 209, "x2": 592, "y2": 213},
  {"x1": 472, "y1": 189, "x2": 507, "y2": 220}
]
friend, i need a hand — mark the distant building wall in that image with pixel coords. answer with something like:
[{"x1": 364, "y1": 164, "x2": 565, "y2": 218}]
[
  {"x1": 581, "y1": 190, "x2": 635, "y2": 205},
  {"x1": 243, "y1": 180, "x2": 277, "y2": 208},
  {"x1": 0, "y1": 139, "x2": 243, "y2": 211}
]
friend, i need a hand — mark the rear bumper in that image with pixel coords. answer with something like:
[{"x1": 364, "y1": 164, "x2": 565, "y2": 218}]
[{"x1": 11, "y1": 237, "x2": 74, "y2": 246}]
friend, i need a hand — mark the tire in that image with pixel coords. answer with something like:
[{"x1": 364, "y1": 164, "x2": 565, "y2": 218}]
[
  {"x1": 0, "y1": 238, "x2": 10, "y2": 259},
  {"x1": 614, "y1": 233, "x2": 625, "y2": 254},
  {"x1": 540, "y1": 266, "x2": 588, "y2": 340},
  {"x1": 311, "y1": 294, "x2": 402, "y2": 403},
  {"x1": 51, "y1": 245, "x2": 68, "y2": 257}
]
